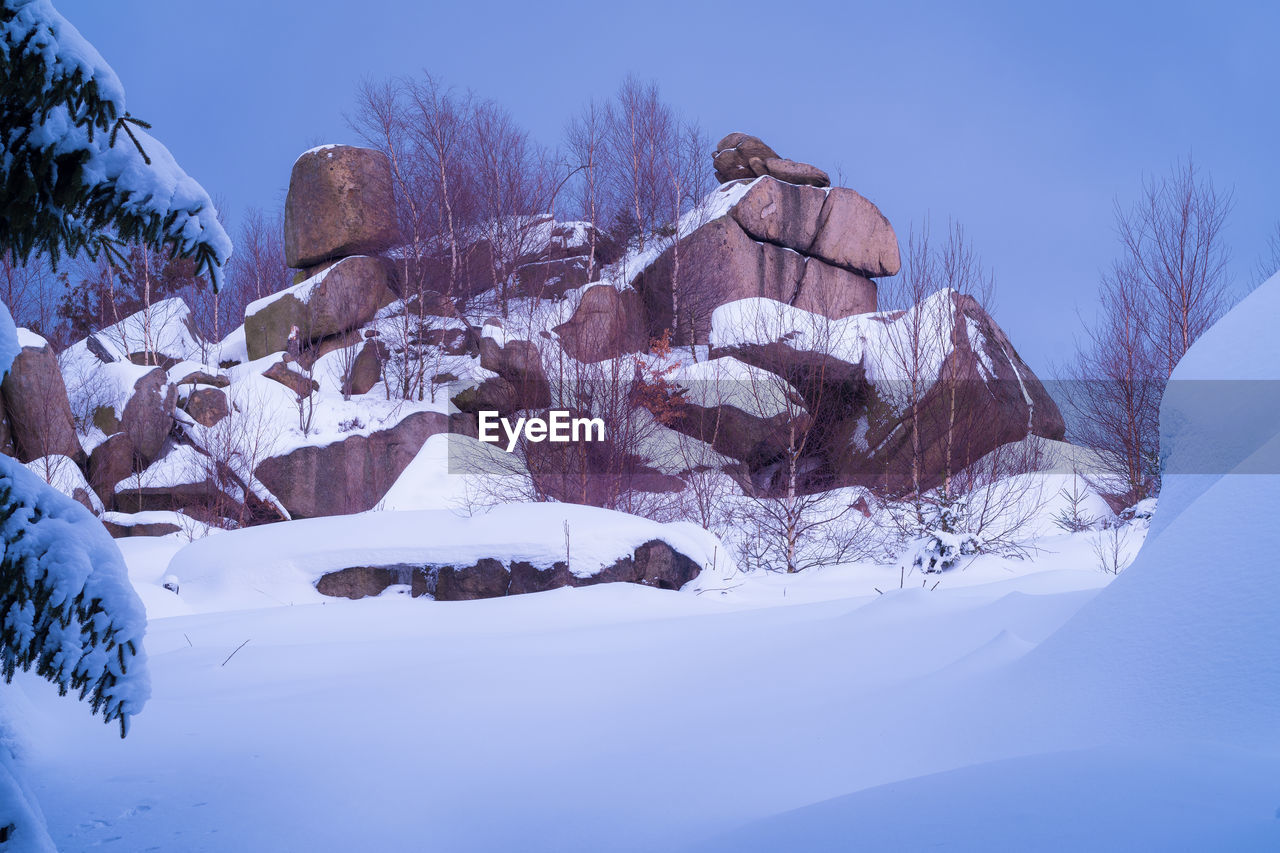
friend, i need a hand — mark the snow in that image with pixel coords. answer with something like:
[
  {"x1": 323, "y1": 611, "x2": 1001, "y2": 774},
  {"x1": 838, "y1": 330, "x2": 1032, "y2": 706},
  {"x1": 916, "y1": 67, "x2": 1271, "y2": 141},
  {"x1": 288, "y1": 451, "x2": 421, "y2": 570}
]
[
  {"x1": 13, "y1": 328, "x2": 47, "y2": 351},
  {"x1": 710, "y1": 289, "x2": 969, "y2": 413},
  {"x1": 78, "y1": 297, "x2": 206, "y2": 364},
  {"x1": 164, "y1": 502, "x2": 730, "y2": 612},
  {"x1": 242, "y1": 264, "x2": 332, "y2": 319},
  {"x1": 672, "y1": 356, "x2": 792, "y2": 418},
  {"x1": 295, "y1": 143, "x2": 346, "y2": 163},
  {"x1": 23, "y1": 455, "x2": 102, "y2": 514},
  {"x1": 9, "y1": 219, "x2": 1278, "y2": 849},
  {"x1": 115, "y1": 445, "x2": 209, "y2": 492},
  {"x1": 379, "y1": 433, "x2": 529, "y2": 512},
  {"x1": 0, "y1": 301, "x2": 19, "y2": 380},
  {"x1": 0, "y1": 454, "x2": 149, "y2": 730}
]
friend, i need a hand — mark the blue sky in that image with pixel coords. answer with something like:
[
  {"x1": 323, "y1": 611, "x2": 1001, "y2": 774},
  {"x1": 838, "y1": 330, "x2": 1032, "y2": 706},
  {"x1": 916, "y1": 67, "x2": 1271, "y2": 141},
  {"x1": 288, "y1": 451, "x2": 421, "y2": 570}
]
[{"x1": 58, "y1": 0, "x2": 1279, "y2": 375}]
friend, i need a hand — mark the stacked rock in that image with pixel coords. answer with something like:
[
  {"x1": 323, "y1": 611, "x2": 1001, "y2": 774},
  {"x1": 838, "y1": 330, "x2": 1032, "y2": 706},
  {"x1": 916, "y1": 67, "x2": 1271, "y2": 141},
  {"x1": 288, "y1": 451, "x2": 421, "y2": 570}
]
[
  {"x1": 712, "y1": 132, "x2": 832, "y2": 188},
  {"x1": 245, "y1": 145, "x2": 401, "y2": 363},
  {"x1": 556, "y1": 132, "x2": 902, "y2": 355}
]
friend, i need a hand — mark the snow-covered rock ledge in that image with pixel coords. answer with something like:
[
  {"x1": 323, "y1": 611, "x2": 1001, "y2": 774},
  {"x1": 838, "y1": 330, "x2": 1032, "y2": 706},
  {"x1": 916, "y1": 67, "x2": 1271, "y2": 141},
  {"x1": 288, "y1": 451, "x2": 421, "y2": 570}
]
[{"x1": 166, "y1": 503, "x2": 731, "y2": 609}]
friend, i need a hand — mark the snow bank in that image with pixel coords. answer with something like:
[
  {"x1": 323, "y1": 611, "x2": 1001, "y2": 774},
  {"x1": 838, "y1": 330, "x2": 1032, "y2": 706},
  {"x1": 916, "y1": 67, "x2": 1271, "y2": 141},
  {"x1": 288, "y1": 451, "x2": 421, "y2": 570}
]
[
  {"x1": 166, "y1": 503, "x2": 731, "y2": 612},
  {"x1": 1021, "y1": 270, "x2": 1280, "y2": 742}
]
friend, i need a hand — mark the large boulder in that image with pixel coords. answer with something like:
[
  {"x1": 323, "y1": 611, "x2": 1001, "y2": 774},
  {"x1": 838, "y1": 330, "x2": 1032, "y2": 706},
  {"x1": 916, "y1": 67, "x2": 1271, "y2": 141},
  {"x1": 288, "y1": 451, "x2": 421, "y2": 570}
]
[
  {"x1": 342, "y1": 340, "x2": 385, "y2": 397},
  {"x1": 709, "y1": 291, "x2": 1065, "y2": 493},
  {"x1": 729, "y1": 176, "x2": 826, "y2": 250},
  {"x1": 88, "y1": 432, "x2": 135, "y2": 505},
  {"x1": 244, "y1": 255, "x2": 396, "y2": 360},
  {"x1": 1, "y1": 333, "x2": 82, "y2": 463},
  {"x1": 793, "y1": 260, "x2": 877, "y2": 319},
  {"x1": 554, "y1": 284, "x2": 649, "y2": 363},
  {"x1": 119, "y1": 367, "x2": 178, "y2": 465},
  {"x1": 633, "y1": 216, "x2": 797, "y2": 344},
  {"x1": 255, "y1": 410, "x2": 449, "y2": 518},
  {"x1": 184, "y1": 386, "x2": 229, "y2": 427},
  {"x1": 284, "y1": 144, "x2": 399, "y2": 268},
  {"x1": 728, "y1": 177, "x2": 900, "y2": 279},
  {"x1": 809, "y1": 187, "x2": 901, "y2": 277},
  {"x1": 713, "y1": 133, "x2": 830, "y2": 188}
]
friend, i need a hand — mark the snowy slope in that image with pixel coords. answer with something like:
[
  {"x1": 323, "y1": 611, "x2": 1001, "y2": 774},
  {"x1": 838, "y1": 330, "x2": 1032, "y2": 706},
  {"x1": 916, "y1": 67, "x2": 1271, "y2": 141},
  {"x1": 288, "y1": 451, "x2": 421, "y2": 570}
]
[{"x1": 689, "y1": 272, "x2": 1280, "y2": 851}]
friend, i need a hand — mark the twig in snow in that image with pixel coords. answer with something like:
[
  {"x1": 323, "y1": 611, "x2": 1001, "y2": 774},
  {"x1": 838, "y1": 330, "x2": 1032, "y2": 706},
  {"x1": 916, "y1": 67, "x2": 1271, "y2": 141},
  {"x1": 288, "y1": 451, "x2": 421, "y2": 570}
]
[{"x1": 221, "y1": 639, "x2": 250, "y2": 667}]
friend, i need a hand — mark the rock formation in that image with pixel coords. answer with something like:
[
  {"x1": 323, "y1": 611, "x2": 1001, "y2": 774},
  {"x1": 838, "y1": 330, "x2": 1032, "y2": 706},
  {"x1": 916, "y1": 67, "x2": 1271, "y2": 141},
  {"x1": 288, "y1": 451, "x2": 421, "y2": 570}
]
[
  {"x1": 563, "y1": 135, "x2": 900, "y2": 354},
  {"x1": 284, "y1": 145, "x2": 399, "y2": 269},
  {"x1": 244, "y1": 254, "x2": 397, "y2": 361},
  {"x1": 712, "y1": 132, "x2": 831, "y2": 188},
  {"x1": 254, "y1": 411, "x2": 449, "y2": 518},
  {"x1": 315, "y1": 538, "x2": 701, "y2": 601}
]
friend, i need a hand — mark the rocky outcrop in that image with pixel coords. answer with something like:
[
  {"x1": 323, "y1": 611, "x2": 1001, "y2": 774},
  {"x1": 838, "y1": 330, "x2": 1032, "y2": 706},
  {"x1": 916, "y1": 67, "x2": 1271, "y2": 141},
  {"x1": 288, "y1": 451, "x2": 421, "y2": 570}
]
[
  {"x1": 553, "y1": 284, "x2": 649, "y2": 363},
  {"x1": 284, "y1": 145, "x2": 399, "y2": 268},
  {"x1": 314, "y1": 538, "x2": 702, "y2": 601},
  {"x1": 255, "y1": 410, "x2": 449, "y2": 518},
  {"x1": 709, "y1": 291, "x2": 1066, "y2": 493},
  {"x1": 713, "y1": 133, "x2": 830, "y2": 188},
  {"x1": 244, "y1": 255, "x2": 397, "y2": 360},
  {"x1": 631, "y1": 210, "x2": 880, "y2": 346},
  {"x1": 1, "y1": 335, "x2": 82, "y2": 463}
]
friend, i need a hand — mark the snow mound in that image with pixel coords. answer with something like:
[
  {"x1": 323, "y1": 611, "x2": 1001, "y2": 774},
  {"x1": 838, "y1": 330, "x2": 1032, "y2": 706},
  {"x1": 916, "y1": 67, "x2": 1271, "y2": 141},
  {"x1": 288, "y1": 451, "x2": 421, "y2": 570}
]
[
  {"x1": 1022, "y1": 270, "x2": 1280, "y2": 742},
  {"x1": 166, "y1": 503, "x2": 732, "y2": 612}
]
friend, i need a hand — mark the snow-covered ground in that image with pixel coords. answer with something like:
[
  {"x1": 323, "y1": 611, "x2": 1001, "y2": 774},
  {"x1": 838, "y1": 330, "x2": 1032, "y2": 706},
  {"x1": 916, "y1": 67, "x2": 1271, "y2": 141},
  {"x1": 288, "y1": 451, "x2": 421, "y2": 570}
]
[
  {"x1": 14, "y1": 556, "x2": 1111, "y2": 852},
  {"x1": 10, "y1": 274, "x2": 1280, "y2": 850}
]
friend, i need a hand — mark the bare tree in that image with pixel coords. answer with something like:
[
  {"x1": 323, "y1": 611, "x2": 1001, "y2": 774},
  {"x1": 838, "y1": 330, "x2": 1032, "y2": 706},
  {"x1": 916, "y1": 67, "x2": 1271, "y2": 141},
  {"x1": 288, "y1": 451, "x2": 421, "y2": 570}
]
[
  {"x1": 1061, "y1": 269, "x2": 1162, "y2": 506},
  {"x1": 665, "y1": 120, "x2": 715, "y2": 357},
  {"x1": 1255, "y1": 221, "x2": 1280, "y2": 287},
  {"x1": 469, "y1": 99, "x2": 560, "y2": 317},
  {"x1": 1061, "y1": 159, "x2": 1225, "y2": 507},
  {"x1": 565, "y1": 99, "x2": 610, "y2": 281},
  {"x1": 605, "y1": 75, "x2": 677, "y2": 250},
  {"x1": 725, "y1": 300, "x2": 867, "y2": 574},
  {"x1": 1116, "y1": 157, "x2": 1233, "y2": 377},
  {"x1": 0, "y1": 251, "x2": 58, "y2": 334}
]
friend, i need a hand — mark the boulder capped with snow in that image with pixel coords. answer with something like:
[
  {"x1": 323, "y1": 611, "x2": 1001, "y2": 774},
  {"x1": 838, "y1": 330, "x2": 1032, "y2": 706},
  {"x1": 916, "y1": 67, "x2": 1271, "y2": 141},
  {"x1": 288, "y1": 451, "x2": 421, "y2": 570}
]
[
  {"x1": 77, "y1": 297, "x2": 207, "y2": 368},
  {"x1": 613, "y1": 174, "x2": 895, "y2": 352},
  {"x1": 709, "y1": 291, "x2": 1064, "y2": 492},
  {"x1": 243, "y1": 255, "x2": 397, "y2": 360},
  {"x1": 164, "y1": 503, "x2": 727, "y2": 608},
  {"x1": 284, "y1": 144, "x2": 400, "y2": 268},
  {"x1": 254, "y1": 410, "x2": 449, "y2": 518}
]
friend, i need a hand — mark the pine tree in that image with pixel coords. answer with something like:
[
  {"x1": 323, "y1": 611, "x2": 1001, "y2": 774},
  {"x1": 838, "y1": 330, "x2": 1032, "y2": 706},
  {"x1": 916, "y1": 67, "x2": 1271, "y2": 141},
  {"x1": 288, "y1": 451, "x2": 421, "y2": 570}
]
[
  {"x1": 1, "y1": 0, "x2": 231, "y2": 284},
  {"x1": 904, "y1": 490, "x2": 982, "y2": 575},
  {"x1": 0, "y1": 441, "x2": 149, "y2": 738}
]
